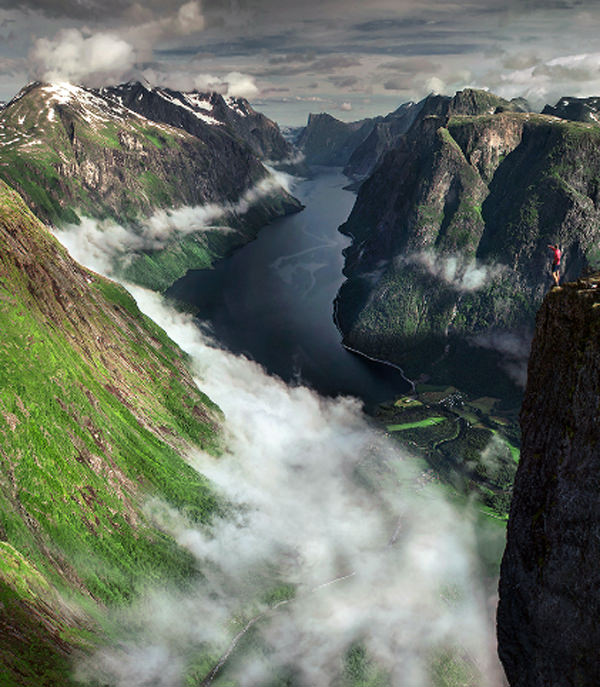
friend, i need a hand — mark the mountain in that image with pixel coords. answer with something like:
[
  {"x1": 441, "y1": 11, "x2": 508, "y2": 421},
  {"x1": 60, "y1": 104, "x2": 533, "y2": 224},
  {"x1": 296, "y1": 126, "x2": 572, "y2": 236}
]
[
  {"x1": 0, "y1": 177, "x2": 223, "y2": 685},
  {"x1": 0, "y1": 81, "x2": 301, "y2": 290},
  {"x1": 542, "y1": 95, "x2": 600, "y2": 123},
  {"x1": 344, "y1": 92, "x2": 531, "y2": 181},
  {"x1": 343, "y1": 100, "x2": 423, "y2": 180},
  {"x1": 335, "y1": 88, "x2": 600, "y2": 399},
  {"x1": 498, "y1": 274, "x2": 600, "y2": 685},
  {"x1": 296, "y1": 112, "x2": 381, "y2": 166},
  {"x1": 99, "y1": 81, "x2": 298, "y2": 166},
  {"x1": 296, "y1": 90, "x2": 530, "y2": 178}
]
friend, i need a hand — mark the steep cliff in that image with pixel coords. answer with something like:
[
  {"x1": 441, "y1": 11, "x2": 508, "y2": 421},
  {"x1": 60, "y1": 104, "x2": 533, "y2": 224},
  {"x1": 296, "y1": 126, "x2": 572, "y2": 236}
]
[
  {"x1": 0, "y1": 81, "x2": 301, "y2": 290},
  {"x1": 296, "y1": 112, "x2": 379, "y2": 165},
  {"x1": 497, "y1": 275, "x2": 600, "y2": 686},
  {"x1": 336, "y1": 89, "x2": 600, "y2": 397},
  {"x1": 342, "y1": 100, "x2": 422, "y2": 179},
  {"x1": 0, "y1": 179, "x2": 221, "y2": 685}
]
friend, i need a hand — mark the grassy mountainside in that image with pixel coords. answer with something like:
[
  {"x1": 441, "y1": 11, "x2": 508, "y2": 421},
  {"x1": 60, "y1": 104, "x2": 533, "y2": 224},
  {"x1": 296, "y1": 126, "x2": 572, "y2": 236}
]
[
  {"x1": 0, "y1": 179, "x2": 222, "y2": 685},
  {"x1": 0, "y1": 82, "x2": 301, "y2": 290},
  {"x1": 336, "y1": 93, "x2": 600, "y2": 398}
]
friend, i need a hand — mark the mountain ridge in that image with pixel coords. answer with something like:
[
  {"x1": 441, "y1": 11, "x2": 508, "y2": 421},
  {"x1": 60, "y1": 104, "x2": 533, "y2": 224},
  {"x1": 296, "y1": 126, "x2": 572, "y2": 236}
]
[{"x1": 334, "y1": 90, "x2": 600, "y2": 398}]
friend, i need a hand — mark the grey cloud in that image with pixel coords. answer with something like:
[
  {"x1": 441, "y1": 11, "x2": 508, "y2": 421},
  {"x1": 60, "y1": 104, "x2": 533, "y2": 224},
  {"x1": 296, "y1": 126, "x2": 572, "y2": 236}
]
[
  {"x1": 383, "y1": 75, "x2": 415, "y2": 91},
  {"x1": 0, "y1": 0, "x2": 175, "y2": 20},
  {"x1": 268, "y1": 52, "x2": 315, "y2": 65},
  {"x1": 259, "y1": 53, "x2": 361, "y2": 77},
  {"x1": 533, "y1": 62, "x2": 600, "y2": 82},
  {"x1": 502, "y1": 53, "x2": 541, "y2": 70},
  {"x1": 378, "y1": 57, "x2": 440, "y2": 71},
  {"x1": 329, "y1": 75, "x2": 360, "y2": 88},
  {"x1": 353, "y1": 17, "x2": 430, "y2": 32}
]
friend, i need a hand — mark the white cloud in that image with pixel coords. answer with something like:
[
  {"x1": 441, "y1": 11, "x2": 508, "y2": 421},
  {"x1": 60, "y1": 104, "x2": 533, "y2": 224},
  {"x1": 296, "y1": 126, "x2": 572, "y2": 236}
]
[
  {"x1": 53, "y1": 168, "x2": 294, "y2": 275},
  {"x1": 486, "y1": 51, "x2": 600, "y2": 108},
  {"x1": 340, "y1": 101, "x2": 352, "y2": 111},
  {"x1": 223, "y1": 71, "x2": 259, "y2": 98},
  {"x1": 399, "y1": 251, "x2": 506, "y2": 292},
  {"x1": 72, "y1": 285, "x2": 505, "y2": 687},
  {"x1": 31, "y1": 28, "x2": 135, "y2": 82}
]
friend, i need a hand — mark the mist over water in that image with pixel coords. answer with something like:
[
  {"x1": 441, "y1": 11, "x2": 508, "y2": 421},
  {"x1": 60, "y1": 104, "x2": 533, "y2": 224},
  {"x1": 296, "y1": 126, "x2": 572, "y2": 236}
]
[{"x1": 53, "y1": 175, "x2": 506, "y2": 686}]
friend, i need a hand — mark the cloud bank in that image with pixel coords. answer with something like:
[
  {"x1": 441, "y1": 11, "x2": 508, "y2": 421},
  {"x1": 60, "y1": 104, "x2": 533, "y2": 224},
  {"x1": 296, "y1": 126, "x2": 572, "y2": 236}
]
[
  {"x1": 72, "y1": 285, "x2": 505, "y2": 687},
  {"x1": 53, "y1": 168, "x2": 293, "y2": 276}
]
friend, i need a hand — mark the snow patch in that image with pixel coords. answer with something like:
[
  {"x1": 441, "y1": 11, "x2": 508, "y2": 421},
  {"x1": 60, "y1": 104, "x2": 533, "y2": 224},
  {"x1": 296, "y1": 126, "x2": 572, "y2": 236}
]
[{"x1": 155, "y1": 88, "x2": 223, "y2": 126}]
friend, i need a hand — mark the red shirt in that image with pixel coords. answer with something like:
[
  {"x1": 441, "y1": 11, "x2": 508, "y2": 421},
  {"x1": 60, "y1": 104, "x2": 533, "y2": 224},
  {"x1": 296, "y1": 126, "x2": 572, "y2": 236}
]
[{"x1": 552, "y1": 247, "x2": 561, "y2": 265}]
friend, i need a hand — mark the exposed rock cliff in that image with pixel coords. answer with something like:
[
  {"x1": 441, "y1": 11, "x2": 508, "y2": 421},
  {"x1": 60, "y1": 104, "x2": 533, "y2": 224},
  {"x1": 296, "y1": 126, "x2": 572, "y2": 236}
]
[
  {"x1": 498, "y1": 274, "x2": 600, "y2": 686},
  {"x1": 0, "y1": 179, "x2": 221, "y2": 685},
  {"x1": 336, "y1": 89, "x2": 600, "y2": 397},
  {"x1": 296, "y1": 112, "x2": 379, "y2": 165},
  {"x1": 343, "y1": 100, "x2": 422, "y2": 180}
]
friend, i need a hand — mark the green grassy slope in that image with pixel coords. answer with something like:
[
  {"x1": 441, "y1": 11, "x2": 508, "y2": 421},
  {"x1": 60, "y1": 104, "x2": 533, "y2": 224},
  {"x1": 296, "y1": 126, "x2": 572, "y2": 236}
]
[{"x1": 0, "y1": 179, "x2": 223, "y2": 685}]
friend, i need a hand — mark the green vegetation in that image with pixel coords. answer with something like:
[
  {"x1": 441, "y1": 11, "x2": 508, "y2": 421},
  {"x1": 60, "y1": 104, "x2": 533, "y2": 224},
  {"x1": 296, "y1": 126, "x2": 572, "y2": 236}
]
[
  {"x1": 0, "y1": 179, "x2": 223, "y2": 685},
  {"x1": 387, "y1": 416, "x2": 446, "y2": 431},
  {"x1": 377, "y1": 387, "x2": 519, "y2": 519},
  {"x1": 342, "y1": 644, "x2": 391, "y2": 687},
  {"x1": 429, "y1": 647, "x2": 481, "y2": 687}
]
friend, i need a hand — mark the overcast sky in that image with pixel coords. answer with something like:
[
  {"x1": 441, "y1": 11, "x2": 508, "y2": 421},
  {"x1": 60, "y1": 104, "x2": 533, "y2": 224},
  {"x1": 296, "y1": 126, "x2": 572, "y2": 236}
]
[{"x1": 2, "y1": 0, "x2": 600, "y2": 125}]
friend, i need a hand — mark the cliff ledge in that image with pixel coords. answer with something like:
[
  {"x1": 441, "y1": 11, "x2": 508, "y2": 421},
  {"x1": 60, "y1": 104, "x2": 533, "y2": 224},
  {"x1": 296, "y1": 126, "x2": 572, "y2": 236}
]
[{"x1": 498, "y1": 274, "x2": 600, "y2": 686}]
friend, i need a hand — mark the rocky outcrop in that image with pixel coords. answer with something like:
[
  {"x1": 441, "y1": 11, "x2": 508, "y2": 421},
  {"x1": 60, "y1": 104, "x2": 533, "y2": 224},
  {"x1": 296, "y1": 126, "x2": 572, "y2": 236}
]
[
  {"x1": 498, "y1": 274, "x2": 600, "y2": 686},
  {"x1": 335, "y1": 89, "x2": 600, "y2": 395}
]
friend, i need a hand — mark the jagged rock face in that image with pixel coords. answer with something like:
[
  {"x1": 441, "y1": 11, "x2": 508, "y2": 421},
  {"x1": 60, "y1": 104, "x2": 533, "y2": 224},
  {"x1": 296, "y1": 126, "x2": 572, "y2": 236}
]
[
  {"x1": 542, "y1": 95, "x2": 600, "y2": 124},
  {"x1": 296, "y1": 112, "x2": 379, "y2": 165},
  {"x1": 100, "y1": 82, "x2": 296, "y2": 163},
  {"x1": 335, "y1": 89, "x2": 600, "y2": 394},
  {"x1": 498, "y1": 275, "x2": 600, "y2": 686},
  {"x1": 344, "y1": 89, "x2": 530, "y2": 181},
  {"x1": 343, "y1": 101, "x2": 423, "y2": 179}
]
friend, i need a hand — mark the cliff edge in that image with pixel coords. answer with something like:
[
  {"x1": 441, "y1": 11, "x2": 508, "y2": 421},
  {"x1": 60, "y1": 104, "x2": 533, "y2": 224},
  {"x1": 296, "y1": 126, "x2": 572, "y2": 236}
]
[{"x1": 498, "y1": 274, "x2": 600, "y2": 686}]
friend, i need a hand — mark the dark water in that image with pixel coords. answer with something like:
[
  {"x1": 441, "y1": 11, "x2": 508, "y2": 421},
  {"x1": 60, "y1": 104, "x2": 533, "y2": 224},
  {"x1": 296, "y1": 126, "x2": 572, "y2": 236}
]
[{"x1": 167, "y1": 168, "x2": 411, "y2": 408}]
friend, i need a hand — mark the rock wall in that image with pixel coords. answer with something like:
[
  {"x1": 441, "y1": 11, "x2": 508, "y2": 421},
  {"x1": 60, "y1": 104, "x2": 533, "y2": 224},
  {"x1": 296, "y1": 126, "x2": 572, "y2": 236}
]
[{"x1": 498, "y1": 275, "x2": 600, "y2": 686}]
